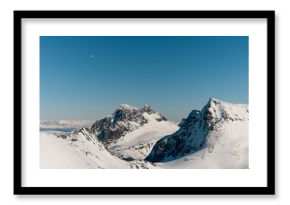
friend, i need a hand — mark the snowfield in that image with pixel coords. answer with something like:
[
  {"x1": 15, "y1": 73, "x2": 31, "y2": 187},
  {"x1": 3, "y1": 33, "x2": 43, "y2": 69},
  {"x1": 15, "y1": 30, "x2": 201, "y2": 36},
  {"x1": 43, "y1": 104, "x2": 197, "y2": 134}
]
[
  {"x1": 157, "y1": 121, "x2": 248, "y2": 169},
  {"x1": 40, "y1": 99, "x2": 249, "y2": 169},
  {"x1": 40, "y1": 128, "x2": 157, "y2": 169}
]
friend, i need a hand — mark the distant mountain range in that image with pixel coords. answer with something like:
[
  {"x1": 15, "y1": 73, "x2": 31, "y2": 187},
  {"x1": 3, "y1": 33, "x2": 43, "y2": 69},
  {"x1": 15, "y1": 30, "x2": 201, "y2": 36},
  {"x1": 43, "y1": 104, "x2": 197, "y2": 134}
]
[
  {"x1": 40, "y1": 98, "x2": 249, "y2": 169},
  {"x1": 40, "y1": 120, "x2": 93, "y2": 132}
]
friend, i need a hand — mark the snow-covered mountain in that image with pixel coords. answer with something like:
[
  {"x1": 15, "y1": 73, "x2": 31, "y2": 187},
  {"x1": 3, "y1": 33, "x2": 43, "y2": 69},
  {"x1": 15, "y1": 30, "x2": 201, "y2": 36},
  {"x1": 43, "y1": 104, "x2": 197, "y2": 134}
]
[
  {"x1": 91, "y1": 104, "x2": 179, "y2": 160},
  {"x1": 40, "y1": 98, "x2": 249, "y2": 169},
  {"x1": 40, "y1": 127, "x2": 157, "y2": 169},
  {"x1": 146, "y1": 98, "x2": 249, "y2": 168}
]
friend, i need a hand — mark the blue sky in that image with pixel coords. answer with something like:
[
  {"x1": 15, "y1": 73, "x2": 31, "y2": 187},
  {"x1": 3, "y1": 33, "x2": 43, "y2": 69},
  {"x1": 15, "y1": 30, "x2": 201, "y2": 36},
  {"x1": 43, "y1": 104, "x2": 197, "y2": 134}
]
[{"x1": 40, "y1": 36, "x2": 248, "y2": 122}]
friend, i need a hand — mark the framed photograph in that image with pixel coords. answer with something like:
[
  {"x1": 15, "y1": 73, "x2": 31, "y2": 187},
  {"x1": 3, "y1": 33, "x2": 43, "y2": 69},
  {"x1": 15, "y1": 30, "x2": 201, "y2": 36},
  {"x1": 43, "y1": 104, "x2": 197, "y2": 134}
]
[{"x1": 14, "y1": 11, "x2": 275, "y2": 195}]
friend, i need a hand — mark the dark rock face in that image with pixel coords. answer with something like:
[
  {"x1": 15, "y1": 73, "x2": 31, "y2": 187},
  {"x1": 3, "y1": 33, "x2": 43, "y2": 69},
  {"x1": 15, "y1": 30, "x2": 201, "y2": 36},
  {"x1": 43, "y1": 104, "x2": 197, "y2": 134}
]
[
  {"x1": 91, "y1": 104, "x2": 166, "y2": 146},
  {"x1": 145, "y1": 98, "x2": 238, "y2": 163},
  {"x1": 145, "y1": 108, "x2": 209, "y2": 162}
]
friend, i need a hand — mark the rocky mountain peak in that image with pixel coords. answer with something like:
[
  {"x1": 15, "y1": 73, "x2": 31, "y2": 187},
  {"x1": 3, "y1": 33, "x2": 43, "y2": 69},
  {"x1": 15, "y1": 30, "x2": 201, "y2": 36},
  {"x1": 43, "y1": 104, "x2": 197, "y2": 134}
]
[
  {"x1": 140, "y1": 104, "x2": 155, "y2": 114},
  {"x1": 208, "y1": 97, "x2": 220, "y2": 105},
  {"x1": 145, "y1": 98, "x2": 249, "y2": 163},
  {"x1": 111, "y1": 104, "x2": 140, "y2": 124},
  {"x1": 202, "y1": 98, "x2": 248, "y2": 127},
  {"x1": 116, "y1": 104, "x2": 138, "y2": 111},
  {"x1": 91, "y1": 104, "x2": 167, "y2": 145}
]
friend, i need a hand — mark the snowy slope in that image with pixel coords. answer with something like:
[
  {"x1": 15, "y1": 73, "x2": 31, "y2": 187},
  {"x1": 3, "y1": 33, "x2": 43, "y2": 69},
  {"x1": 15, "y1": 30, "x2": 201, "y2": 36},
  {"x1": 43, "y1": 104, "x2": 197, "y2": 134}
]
[
  {"x1": 40, "y1": 128, "x2": 157, "y2": 169},
  {"x1": 146, "y1": 98, "x2": 248, "y2": 168},
  {"x1": 107, "y1": 112, "x2": 179, "y2": 160},
  {"x1": 157, "y1": 121, "x2": 248, "y2": 169}
]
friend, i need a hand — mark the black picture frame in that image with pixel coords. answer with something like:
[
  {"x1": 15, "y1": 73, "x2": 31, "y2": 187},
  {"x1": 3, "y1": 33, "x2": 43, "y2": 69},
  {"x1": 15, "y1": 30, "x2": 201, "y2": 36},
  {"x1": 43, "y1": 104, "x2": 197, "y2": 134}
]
[{"x1": 14, "y1": 10, "x2": 275, "y2": 195}]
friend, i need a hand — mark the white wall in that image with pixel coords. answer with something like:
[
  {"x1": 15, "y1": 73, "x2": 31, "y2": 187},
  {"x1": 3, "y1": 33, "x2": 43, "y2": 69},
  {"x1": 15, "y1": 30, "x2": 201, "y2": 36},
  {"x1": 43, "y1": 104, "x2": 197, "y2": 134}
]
[{"x1": 0, "y1": 0, "x2": 287, "y2": 204}]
